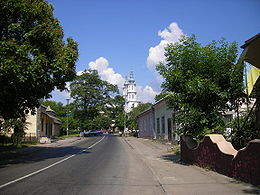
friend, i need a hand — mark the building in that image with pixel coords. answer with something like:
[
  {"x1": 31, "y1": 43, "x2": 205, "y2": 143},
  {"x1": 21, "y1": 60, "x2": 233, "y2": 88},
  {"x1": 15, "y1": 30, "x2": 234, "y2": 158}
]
[
  {"x1": 241, "y1": 33, "x2": 260, "y2": 130},
  {"x1": 137, "y1": 107, "x2": 155, "y2": 139},
  {"x1": 153, "y1": 98, "x2": 178, "y2": 142},
  {"x1": 123, "y1": 72, "x2": 139, "y2": 113},
  {"x1": 26, "y1": 105, "x2": 61, "y2": 142},
  {"x1": 137, "y1": 97, "x2": 179, "y2": 142}
]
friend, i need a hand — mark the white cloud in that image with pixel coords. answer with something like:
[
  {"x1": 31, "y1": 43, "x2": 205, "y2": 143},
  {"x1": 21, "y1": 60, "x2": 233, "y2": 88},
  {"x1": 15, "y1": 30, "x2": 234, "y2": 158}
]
[
  {"x1": 76, "y1": 70, "x2": 84, "y2": 76},
  {"x1": 50, "y1": 82, "x2": 71, "y2": 104},
  {"x1": 137, "y1": 85, "x2": 159, "y2": 103},
  {"x1": 50, "y1": 23, "x2": 184, "y2": 104},
  {"x1": 147, "y1": 22, "x2": 184, "y2": 72},
  {"x1": 88, "y1": 57, "x2": 159, "y2": 103},
  {"x1": 88, "y1": 57, "x2": 125, "y2": 89}
]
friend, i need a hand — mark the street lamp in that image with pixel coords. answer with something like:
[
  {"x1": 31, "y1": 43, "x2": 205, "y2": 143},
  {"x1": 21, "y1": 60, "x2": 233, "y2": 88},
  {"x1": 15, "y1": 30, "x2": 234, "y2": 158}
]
[{"x1": 66, "y1": 98, "x2": 70, "y2": 136}]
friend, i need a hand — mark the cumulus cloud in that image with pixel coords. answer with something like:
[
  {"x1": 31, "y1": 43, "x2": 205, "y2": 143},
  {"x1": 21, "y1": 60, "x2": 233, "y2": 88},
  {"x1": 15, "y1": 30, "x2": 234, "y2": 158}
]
[
  {"x1": 87, "y1": 57, "x2": 159, "y2": 103},
  {"x1": 50, "y1": 23, "x2": 184, "y2": 104},
  {"x1": 49, "y1": 83, "x2": 71, "y2": 104},
  {"x1": 147, "y1": 22, "x2": 184, "y2": 71},
  {"x1": 137, "y1": 85, "x2": 159, "y2": 103},
  {"x1": 88, "y1": 57, "x2": 125, "y2": 89}
]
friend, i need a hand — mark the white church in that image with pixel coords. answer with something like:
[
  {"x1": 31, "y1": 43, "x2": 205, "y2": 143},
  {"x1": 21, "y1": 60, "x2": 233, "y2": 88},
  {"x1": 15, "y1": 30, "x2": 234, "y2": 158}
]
[{"x1": 123, "y1": 72, "x2": 139, "y2": 113}]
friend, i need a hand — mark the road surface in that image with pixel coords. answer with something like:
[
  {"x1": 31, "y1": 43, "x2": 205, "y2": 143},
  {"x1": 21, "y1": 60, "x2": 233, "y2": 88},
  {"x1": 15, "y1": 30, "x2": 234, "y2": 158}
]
[
  {"x1": 0, "y1": 135, "x2": 163, "y2": 194},
  {"x1": 0, "y1": 135, "x2": 259, "y2": 195}
]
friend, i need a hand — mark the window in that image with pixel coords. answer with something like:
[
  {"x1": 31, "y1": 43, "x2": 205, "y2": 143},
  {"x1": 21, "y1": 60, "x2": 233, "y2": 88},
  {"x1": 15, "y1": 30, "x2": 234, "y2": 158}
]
[
  {"x1": 161, "y1": 116, "x2": 165, "y2": 133},
  {"x1": 156, "y1": 118, "x2": 160, "y2": 133}
]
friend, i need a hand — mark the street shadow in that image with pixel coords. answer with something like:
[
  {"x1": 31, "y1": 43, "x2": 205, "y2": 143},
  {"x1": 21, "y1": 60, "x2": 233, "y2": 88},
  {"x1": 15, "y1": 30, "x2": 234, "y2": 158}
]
[
  {"x1": 229, "y1": 180, "x2": 260, "y2": 194},
  {"x1": 161, "y1": 153, "x2": 260, "y2": 194},
  {"x1": 160, "y1": 153, "x2": 192, "y2": 166},
  {"x1": 0, "y1": 145, "x2": 90, "y2": 168},
  {"x1": 242, "y1": 189, "x2": 260, "y2": 194}
]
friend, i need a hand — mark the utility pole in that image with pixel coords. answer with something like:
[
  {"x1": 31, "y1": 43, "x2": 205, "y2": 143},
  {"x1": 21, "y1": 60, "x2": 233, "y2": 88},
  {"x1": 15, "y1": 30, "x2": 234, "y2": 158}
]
[{"x1": 66, "y1": 98, "x2": 70, "y2": 136}]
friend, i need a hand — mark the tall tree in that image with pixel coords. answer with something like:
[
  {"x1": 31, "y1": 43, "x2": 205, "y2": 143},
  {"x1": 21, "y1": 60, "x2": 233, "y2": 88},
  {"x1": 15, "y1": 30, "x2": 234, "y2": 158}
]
[
  {"x1": 70, "y1": 69, "x2": 119, "y2": 130},
  {"x1": 156, "y1": 35, "x2": 244, "y2": 139},
  {"x1": 108, "y1": 95, "x2": 125, "y2": 131},
  {"x1": 0, "y1": 0, "x2": 78, "y2": 119}
]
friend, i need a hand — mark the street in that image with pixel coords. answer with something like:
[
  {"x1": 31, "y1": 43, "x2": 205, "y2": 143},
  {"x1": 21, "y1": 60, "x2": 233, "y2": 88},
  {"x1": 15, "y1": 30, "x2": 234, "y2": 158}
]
[{"x1": 0, "y1": 135, "x2": 259, "y2": 195}]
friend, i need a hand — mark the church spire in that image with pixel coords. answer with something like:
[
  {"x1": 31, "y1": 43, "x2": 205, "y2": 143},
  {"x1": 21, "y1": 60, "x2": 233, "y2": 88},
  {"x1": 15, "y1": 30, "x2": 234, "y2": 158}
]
[{"x1": 123, "y1": 71, "x2": 139, "y2": 113}]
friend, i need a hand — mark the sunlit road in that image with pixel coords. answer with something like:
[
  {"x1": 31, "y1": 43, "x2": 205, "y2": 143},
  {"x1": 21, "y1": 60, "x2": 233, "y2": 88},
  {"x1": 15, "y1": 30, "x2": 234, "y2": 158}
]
[{"x1": 0, "y1": 135, "x2": 163, "y2": 195}]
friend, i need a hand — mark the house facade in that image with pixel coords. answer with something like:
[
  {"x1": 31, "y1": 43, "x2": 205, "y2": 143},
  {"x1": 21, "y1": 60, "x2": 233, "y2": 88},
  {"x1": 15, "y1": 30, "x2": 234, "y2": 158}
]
[
  {"x1": 137, "y1": 98, "x2": 179, "y2": 143},
  {"x1": 26, "y1": 105, "x2": 61, "y2": 140},
  {"x1": 153, "y1": 99, "x2": 178, "y2": 142},
  {"x1": 137, "y1": 107, "x2": 154, "y2": 139}
]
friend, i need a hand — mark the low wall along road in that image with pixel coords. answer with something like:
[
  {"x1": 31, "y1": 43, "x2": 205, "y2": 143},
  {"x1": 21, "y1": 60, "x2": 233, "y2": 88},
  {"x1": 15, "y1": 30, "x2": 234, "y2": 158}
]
[{"x1": 181, "y1": 134, "x2": 260, "y2": 186}]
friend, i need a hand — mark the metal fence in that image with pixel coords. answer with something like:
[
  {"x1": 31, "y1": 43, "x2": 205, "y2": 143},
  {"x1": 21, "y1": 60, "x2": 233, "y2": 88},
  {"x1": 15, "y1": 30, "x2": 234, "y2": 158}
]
[{"x1": 22, "y1": 133, "x2": 37, "y2": 142}]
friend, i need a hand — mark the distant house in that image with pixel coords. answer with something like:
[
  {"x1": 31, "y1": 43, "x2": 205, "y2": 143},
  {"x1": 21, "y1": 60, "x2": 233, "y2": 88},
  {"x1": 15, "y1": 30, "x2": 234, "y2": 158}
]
[
  {"x1": 137, "y1": 107, "x2": 155, "y2": 139},
  {"x1": 26, "y1": 105, "x2": 61, "y2": 141},
  {"x1": 137, "y1": 98, "x2": 179, "y2": 143}
]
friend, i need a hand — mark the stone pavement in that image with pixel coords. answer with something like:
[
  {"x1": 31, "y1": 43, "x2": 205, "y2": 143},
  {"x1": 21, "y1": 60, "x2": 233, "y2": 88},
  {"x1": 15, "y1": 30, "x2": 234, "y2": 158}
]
[{"x1": 123, "y1": 136, "x2": 260, "y2": 195}]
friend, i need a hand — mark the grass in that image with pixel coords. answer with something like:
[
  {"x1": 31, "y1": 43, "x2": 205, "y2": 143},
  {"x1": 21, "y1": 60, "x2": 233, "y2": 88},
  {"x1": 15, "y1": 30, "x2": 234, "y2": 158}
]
[
  {"x1": 0, "y1": 141, "x2": 38, "y2": 151},
  {"x1": 0, "y1": 134, "x2": 79, "y2": 152},
  {"x1": 167, "y1": 145, "x2": 180, "y2": 155},
  {"x1": 52, "y1": 133, "x2": 79, "y2": 140}
]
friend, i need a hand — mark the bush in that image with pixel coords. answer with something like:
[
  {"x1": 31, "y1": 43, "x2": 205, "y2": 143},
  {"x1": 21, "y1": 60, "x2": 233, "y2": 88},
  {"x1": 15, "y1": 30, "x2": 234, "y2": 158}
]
[{"x1": 231, "y1": 110, "x2": 259, "y2": 149}]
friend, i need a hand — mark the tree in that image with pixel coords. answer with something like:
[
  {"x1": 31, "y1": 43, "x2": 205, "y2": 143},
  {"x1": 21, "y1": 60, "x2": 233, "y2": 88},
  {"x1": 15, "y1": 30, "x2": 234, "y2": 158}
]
[
  {"x1": 0, "y1": 0, "x2": 78, "y2": 120},
  {"x1": 41, "y1": 100, "x2": 65, "y2": 117},
  {"x1": 156, "y1": 35, "x2": 244, "y2": 139},
  {"x1": 230, "y1": 109, "x2": 259, "y2": 149},
  {"x1": 70, "y1": 69, "x2": 119, "y2": 130},
  {"x1": 107, "y1": 95, "x2": 125, "y2": 131}
]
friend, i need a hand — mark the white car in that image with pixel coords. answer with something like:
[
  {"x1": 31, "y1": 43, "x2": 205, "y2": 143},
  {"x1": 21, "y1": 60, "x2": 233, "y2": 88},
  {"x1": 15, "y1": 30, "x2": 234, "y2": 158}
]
[{"x1": 84, "y1": 130, "x2": 102, "y2": 137}]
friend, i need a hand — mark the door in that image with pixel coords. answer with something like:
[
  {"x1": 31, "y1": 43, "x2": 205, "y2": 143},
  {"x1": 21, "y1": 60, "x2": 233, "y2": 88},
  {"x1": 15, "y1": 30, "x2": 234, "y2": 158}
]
[{"x1": 167, "y1": 118, "x2": 172, "y2": 141}]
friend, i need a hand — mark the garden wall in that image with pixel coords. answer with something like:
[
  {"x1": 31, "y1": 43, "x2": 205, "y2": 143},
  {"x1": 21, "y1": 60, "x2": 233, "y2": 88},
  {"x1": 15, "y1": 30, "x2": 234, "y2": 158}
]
[{"x1": 181, "y1": 134, "x2": 260, "y2": 186}]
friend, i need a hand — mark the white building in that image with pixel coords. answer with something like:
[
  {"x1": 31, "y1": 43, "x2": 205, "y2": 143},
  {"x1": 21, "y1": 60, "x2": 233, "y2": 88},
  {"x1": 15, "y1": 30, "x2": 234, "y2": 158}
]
[
  {"x1": 137, "y1": 97, "x2": 180, "y2": 143},
  {"x1": 123, "y1": 72, "x2": 139, "y2": 113}
]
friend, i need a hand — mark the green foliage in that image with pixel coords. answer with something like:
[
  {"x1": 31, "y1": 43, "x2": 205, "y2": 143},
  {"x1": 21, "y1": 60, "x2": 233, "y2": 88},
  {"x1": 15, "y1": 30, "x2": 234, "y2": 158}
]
[
  {"x1": 41, "y1": 100, "x2": 80, "y2": 135},
  {"x1": 128, "y1": 103, "x2": 152, "y2": 130},
  {"x1": 155, "y1": 92, "x2": 168, "y2": 102},
  {"x1": 156, "y1": 35, "x2": 244, "y2": 139},
  {"x1": 0, "y1": 0, "x2": 78, "y2": 119},
  {"x1": 70, "y1": 69, "x2": 121, "y2": 130},
  {"x1": 230, "y1": 110, "x2": 259, "y2": 149},
  {"x1": 108, "y1": 95, "x2": 125, "y2": 131},
  {"x1": 0, "y1": 117, "x2": 27, "y2": 147},
  {"x1": 41, "y1": 100, "x2": 65, "y2": 117}
]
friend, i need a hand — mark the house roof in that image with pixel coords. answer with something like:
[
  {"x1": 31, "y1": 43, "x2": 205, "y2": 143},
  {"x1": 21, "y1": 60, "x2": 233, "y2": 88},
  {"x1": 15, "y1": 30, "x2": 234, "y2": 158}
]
[
  {"x1": 137, "y1": 106, "x2": 153, "y2": 118},
  {"x1": 137, "y1": 96, "x2": 169, "y2": 118},
  {"x1": 241, "y1": 33, "x2": 260, "y2": 69},
  {"x1": 40, "y1": 105, "x2": 61, "y2": 124},
  {"x1": 46, "y1": 113, "x2": 61, "y2": 124}
]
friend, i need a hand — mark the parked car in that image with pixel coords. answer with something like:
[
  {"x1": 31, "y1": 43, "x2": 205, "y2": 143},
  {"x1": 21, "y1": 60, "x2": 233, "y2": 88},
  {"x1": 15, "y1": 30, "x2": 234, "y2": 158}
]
[{"x1": 84, "y1": 130, "x2": 102, "y2": 137}]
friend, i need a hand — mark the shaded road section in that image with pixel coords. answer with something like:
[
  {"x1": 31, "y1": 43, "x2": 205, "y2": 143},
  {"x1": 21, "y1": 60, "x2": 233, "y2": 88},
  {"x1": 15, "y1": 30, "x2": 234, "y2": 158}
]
[
  {"x1": 0, "y1": 135, "x2": 259, "y2": 194},
  {"x1": 0, "y1": 135, "x2": 163, "y2": 194}
]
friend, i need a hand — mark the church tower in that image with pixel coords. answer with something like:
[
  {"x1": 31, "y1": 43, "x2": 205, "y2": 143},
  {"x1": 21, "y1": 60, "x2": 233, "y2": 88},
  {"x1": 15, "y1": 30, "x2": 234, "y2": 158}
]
[{"x1": 123, "y1": 72, "x2": 139, "y2": 113}]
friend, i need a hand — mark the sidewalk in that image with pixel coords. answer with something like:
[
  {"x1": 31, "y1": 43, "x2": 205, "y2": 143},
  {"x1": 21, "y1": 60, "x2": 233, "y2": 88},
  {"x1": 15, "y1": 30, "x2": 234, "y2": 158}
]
[{"x1": 123, "y1": 137, "x2": 260, "y2": 195}]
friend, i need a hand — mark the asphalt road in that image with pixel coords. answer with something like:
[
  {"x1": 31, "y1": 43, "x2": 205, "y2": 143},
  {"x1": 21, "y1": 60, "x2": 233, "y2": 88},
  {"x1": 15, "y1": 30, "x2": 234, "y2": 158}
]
[{"x1": 0, "y1": 135, "x2": 163, "y2": 195}]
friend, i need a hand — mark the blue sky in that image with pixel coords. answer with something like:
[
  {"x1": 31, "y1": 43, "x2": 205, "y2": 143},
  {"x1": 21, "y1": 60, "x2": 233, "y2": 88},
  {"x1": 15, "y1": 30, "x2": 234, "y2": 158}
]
[{"x1": 48, "y1": 0, "x2": 260, "y2": 104}]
